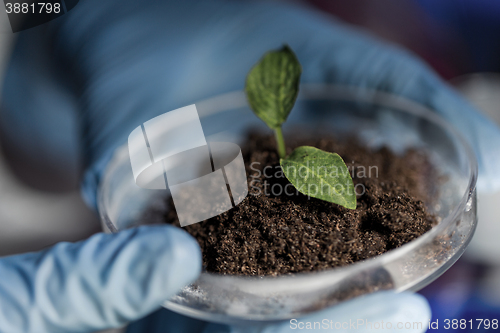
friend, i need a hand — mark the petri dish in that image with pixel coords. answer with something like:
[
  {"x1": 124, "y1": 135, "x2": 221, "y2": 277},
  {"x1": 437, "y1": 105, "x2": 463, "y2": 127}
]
[{"x1": 98, "y1": 84, "x2": 477, "y2": 323}]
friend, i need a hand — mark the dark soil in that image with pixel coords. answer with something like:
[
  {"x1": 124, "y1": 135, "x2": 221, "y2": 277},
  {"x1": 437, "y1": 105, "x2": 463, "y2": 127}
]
[{"x1": 160, "y1": 131, "x2": 438, "y2": 276}]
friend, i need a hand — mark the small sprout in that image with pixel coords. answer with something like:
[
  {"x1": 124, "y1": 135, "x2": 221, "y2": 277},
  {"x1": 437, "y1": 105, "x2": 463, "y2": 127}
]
[
  {"x1": 245, "y1": 45, "x2": 301, "y2": 158},
  {"x1": 245, "y1": 46, "x2": 356, "y2": 209}
]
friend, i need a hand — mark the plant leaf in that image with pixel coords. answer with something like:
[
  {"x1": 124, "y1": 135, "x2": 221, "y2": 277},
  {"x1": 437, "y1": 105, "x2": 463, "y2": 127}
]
[
  {"x1": 245, "y1": 45, "x2": 302, "y2": 129},
  {"x1": 280, "y1": 146, "x2": 357, "y2": 209}
]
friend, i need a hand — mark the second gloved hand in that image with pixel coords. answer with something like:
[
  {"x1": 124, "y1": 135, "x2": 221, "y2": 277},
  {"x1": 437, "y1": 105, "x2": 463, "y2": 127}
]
[{"x1": 0, "y1": 226, "x2": 201, "y2": 333}]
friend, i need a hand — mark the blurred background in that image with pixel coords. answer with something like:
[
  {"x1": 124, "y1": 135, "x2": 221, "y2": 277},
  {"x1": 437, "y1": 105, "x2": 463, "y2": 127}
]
[{"x1": 0, "y1": 0, "x2": 500, "y2": 332}]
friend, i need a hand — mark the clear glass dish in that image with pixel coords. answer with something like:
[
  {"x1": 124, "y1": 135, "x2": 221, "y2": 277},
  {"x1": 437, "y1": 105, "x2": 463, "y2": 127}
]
[{"x1": 98, "y1": 84, "x2": 477, "y2": 323}]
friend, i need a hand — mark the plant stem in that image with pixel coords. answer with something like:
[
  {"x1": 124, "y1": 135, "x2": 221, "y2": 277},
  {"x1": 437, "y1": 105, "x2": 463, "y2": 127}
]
[{"x1": 274, "y1": 127, "x2": 286, "y2": 158}]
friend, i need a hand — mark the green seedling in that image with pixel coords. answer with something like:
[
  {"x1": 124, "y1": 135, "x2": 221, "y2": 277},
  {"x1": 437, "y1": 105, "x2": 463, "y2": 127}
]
[{"x1": 245, "y1": 45, "x2": 356, "y2": 209}]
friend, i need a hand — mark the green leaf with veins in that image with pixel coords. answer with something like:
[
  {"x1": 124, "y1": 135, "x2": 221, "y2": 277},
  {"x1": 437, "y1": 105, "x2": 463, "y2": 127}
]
[
  {"x1": 245, "y1": 45, "x2": 301, "y2": 130},
  {"x1": 246, "y1": 45, "x2": 357, "y2": 209},
  {"x1": 280, "y1": 146, "x2": 357, "y2": 209}
]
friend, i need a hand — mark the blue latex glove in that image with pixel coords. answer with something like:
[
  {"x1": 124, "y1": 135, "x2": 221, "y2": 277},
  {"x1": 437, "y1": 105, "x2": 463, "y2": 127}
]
[
  {"x1": 127, "y1": 291, "x2": 430, "y2": 333},
  {"x1": 2, "y1": 0, "x2": 500, "y2": 332},
  {"x1": 0, "y1": 225, "x2": 201, "y2": 332},
  {"x1": 3, "y1": 0, "x2": 500, "y2": 201}
]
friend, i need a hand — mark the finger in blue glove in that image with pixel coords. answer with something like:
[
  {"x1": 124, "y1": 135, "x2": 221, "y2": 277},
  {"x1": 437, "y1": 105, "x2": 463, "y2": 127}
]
[{"x1": 0, "y1": 225, "x2": 201, "y2": 333}]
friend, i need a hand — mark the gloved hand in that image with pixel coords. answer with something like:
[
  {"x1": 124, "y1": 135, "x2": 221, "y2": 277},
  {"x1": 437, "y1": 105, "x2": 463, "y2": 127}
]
[
  {"x1": 127, "y1": 291, "x2": 430, "y2": 333},
  {"x1": 0, "y1": 225, "x2": 201, "y2": 333},
  {"x1": 2, "y1": 0, "x2": 500, "y2": 332}
]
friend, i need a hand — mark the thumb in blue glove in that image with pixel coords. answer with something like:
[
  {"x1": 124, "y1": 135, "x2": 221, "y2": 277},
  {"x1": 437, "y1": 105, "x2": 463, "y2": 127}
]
[{"x1": 0, "y1": 225, "x2": 201, "y2": 333}]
